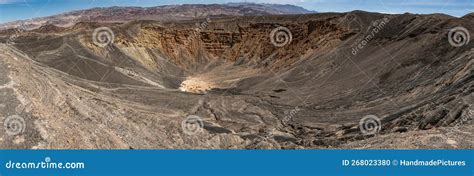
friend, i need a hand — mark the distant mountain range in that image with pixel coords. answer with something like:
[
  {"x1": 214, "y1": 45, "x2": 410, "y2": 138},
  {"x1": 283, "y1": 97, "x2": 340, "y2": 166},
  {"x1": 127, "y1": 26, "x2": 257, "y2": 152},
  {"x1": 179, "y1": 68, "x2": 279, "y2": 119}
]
[{"x1": 0, "y1": 3, "x2": 315, "y2": 29}]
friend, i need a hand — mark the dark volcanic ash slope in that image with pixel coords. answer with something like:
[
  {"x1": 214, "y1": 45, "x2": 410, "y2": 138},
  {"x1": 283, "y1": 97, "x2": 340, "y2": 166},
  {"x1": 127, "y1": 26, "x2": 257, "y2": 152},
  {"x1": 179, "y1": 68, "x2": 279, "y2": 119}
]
[{"x1": 0, "y1": 11, "x2": 472, "y2": 149}]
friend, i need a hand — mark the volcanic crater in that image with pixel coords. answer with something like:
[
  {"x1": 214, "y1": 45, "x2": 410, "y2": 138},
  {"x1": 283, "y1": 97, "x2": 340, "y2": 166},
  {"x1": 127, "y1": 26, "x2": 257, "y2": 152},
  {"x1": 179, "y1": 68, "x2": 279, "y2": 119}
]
[{"x1": 0, "y1": 10, "x2": 472, "y2": 149}]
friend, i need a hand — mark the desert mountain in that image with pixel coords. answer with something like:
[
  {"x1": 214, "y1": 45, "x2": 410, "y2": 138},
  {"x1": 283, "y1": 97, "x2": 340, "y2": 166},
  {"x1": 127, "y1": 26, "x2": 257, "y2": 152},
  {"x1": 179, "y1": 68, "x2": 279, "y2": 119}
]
[{"x1": 0, "y1": 3, "x2": 314, "y2": 30}]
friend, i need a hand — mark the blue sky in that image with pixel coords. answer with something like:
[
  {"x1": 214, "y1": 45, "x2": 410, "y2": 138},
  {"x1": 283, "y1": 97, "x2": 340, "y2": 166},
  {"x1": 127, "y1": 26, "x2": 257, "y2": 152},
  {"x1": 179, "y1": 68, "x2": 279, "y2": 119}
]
[{"x1": 0, "y1": 0, "x2": 473, "y2": 23}]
